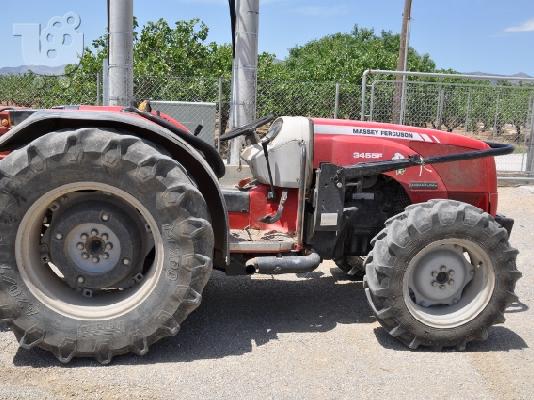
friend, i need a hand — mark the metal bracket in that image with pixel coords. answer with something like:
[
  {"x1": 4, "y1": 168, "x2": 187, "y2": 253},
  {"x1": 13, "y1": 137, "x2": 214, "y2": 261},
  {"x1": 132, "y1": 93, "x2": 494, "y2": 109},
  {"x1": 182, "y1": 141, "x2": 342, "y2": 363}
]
[{"x1": 260, "y1": 191, "x2": 288, "y2": 224}]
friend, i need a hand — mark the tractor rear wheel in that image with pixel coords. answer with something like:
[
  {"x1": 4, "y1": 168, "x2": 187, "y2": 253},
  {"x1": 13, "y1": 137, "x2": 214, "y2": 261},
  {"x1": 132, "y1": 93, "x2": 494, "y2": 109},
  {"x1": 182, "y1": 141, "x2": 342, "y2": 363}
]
[
  {"x1": 364, "y1": 200, "x2": 521, "y2": 350},
  {"x1": 0, "y1": 128, "x2": 213, "y2": 363}
]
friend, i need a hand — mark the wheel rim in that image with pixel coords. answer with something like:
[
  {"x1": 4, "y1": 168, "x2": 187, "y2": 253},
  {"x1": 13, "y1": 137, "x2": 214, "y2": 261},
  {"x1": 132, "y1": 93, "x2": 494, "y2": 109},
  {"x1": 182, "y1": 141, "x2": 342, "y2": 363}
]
[
  {"x1": 403, "y1": 238, "x2": 495, "y2": 329},
  {"x1": 16, "y1": 182, "x2": 164, "y2": 320}
]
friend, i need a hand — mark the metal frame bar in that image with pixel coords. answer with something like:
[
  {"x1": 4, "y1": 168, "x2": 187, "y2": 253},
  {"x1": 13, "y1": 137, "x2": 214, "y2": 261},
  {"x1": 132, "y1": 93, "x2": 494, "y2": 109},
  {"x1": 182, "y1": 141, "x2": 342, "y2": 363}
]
[{"x1": 296, "y1": 141, "x2": 307, "y2": 247}]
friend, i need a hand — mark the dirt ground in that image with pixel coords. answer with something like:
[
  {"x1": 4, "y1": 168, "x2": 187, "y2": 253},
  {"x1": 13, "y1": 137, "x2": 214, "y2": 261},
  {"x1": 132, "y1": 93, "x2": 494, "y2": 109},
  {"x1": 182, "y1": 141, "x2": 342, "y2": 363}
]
[{"x1": 0, "y1": 187, "x2": 532, "y2": 400}]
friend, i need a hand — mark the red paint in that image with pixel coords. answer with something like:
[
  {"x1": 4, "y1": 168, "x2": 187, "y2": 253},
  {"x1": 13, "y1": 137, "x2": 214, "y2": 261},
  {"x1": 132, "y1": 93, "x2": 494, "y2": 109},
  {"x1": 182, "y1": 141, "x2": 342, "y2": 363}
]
[
  {"x1": 0, "y1": 106, "x2": 501, "y2": 247},
  {"x1": 77, "y1": 105, "x2": 191, "y2": 132},
  {"x1": 228, "y1": 184, "x2": 299, "y2": 234},
  {"x1": 311, "y1": 118, "x2": 498, "y2": 215}
]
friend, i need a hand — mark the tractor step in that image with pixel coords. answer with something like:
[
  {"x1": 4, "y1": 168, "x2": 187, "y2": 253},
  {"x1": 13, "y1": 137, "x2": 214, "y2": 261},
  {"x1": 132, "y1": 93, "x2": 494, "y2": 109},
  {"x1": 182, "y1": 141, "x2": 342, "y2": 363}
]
[{"x1": 229, "y1": 229, "x2": 296, "y2": 253}]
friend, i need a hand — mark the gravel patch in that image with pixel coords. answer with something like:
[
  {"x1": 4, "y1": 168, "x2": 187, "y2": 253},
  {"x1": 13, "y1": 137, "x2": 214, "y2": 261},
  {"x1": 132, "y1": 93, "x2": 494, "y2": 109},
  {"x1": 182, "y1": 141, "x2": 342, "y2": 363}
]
[{"x1": 0, "y1": 187, "x2": 532, "y2": 400}]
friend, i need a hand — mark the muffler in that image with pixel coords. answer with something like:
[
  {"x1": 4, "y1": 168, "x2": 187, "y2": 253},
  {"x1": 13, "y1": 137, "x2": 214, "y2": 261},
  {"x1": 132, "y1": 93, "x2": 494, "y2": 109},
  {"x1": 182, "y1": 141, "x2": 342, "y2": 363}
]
[{"x1": 246, "y1": 252, "x2": 322, "y2": 274}]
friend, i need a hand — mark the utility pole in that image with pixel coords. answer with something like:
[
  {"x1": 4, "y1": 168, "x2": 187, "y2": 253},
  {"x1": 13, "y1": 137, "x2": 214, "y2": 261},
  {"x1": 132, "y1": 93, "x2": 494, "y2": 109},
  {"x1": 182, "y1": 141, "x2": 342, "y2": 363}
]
[
  {"x1": 228, "y1": 0, "x2": 260, "y2": 164},
  {"x1": 108, "y1": 0, "x2": 134, "y2": 107},
  {"x1": 392, "y1": 0, "x2": 412, "y2": 124}
]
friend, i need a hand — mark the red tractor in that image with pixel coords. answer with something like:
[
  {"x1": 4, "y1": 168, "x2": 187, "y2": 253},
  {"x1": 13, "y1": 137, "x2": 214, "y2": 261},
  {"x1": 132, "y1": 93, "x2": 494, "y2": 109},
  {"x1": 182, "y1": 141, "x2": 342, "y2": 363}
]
[{"x1": 0, "y1": 105, "x2": 520, "y2": 363}]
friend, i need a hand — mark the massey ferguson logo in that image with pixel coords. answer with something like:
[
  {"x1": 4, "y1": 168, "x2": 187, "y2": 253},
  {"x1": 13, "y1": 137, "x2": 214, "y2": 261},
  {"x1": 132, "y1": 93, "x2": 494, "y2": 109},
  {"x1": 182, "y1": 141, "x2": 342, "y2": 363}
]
[
  {"x1": 352, "y1": 128, "x2": 415, "y2": 139},
  {"x1": 314, "y1": 124, "x2": 439, "y2": 143}
]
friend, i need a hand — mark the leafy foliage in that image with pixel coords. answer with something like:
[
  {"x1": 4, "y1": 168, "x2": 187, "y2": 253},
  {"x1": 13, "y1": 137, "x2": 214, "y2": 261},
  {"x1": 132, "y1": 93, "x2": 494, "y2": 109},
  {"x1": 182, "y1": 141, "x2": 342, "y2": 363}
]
[
  {"x1": 0, "y1": 17, "x2": 533, "y2": 144},
  {"x1": 283, "y1": 26, "x2": 435, "y2": 83}
]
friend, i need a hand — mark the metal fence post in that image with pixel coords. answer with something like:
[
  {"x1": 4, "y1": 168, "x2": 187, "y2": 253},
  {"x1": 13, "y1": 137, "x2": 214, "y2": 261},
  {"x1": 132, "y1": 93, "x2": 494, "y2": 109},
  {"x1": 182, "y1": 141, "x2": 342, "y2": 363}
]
[
  {"x1": 527, "y1": 97, "x2": 534, "y2": 174},
  {"x1": 360, "y1": 70, "x2": 370, "y2": 120},
  {"x1": 493, "y1": 91, "x2": 501, "y2": 138},
  {"x1": 464, "y1": 88, "x2": 471, "y2": 132},
  {"x1": 369, "y1": 80, "x2": 377, "y2": 122},
  {"x1": 436, "y1": 87, "x2": 444, "y2": 129},
  {"x1": 218, "y1": 76, "x2": 224, "y2": 152},
  {"x1": 102, "y1": 58, "x2": 109, "y2": 106},
  {"x1": 399, "y1": 80, "x2": 407, "y2": 125},
  {"x1": 334, "y1": 82, "x2": 340, "y2": 119},
  {"x1": 96, "y1": 72, "x2": 101, "y2": 106}
]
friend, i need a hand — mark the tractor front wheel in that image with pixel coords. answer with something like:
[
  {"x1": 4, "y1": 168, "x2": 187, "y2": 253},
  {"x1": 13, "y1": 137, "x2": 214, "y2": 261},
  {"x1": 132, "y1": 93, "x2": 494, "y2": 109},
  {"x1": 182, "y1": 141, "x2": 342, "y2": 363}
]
[
  {"x1": 364, "y1": 200, "x2": 521, "y2": 350},
  {"x1": 0, "y1": 128, "x2": 213, "y2": 363}
]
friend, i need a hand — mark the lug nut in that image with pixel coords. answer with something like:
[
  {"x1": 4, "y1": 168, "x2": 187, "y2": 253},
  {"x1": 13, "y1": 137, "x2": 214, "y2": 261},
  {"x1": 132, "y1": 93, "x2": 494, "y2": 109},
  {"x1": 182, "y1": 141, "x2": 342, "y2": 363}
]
[
  {"x1": 103, "y1": 253, "x2": 109, "y2": 259},
  {"x1": 449, "y1": 270, "x2": 455, "y2": 277},
  {"x1": 336, "y1": 182, "x2": 343, "y2": 189},
  {"x1": 77, "y1": 276, "x2": 85, "y2": 284},
  {"x1": 440, "y1": 265, "x2": 447, "y2": 271},
  {"x1": 431, "y1": 271, "x2": 437, "y2": 277},
  {"x1": 439, "y1": 284, "x2": 446, "y2": 289},
  {"x1": 101, "y1": 213, "x2": 110, "y2": 222},
  {"x1": 82, "y1": 252, "x2": 89, "y2": 259},
  {"x1": 76, "y1": 242, "x2": 84, "y2": 250},
  {"x1": 105, "y1": 243, "x2": 113, "y2": 251},
  {"x1": 431, "y1": 281, "x2": 438, "y2": 287},
  {"x1": 101, "y1": 233, "x2": 109, "y2": 241},
  {"x1": 91, "y1": 229, "x2": 98, "y2": 236},
  {"x1": 55, "y1": 233, "x2": 63, "y2": 240},
  {"x1": 123, "y1": 257, "x2": 130, "y2": 265},
  {"x1": 92, "y1": 256, "x2": 100, "y2": 263},
  {"x1": 448, "y1": 279, "x2": 455, "y2": 285},
  {"x1": 80, "y1": 233, "x2": 88, "y2": 241}
]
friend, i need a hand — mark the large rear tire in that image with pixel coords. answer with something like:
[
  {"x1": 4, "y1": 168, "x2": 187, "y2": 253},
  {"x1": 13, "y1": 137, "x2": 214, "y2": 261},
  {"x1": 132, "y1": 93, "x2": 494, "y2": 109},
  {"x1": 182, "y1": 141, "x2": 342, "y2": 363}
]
[
  {"x1": 364, "y1": 200, "x2": 521, "y2": 350},
  {"x1": 0, "y1": 128, "x2": 213, "y2": 363}
]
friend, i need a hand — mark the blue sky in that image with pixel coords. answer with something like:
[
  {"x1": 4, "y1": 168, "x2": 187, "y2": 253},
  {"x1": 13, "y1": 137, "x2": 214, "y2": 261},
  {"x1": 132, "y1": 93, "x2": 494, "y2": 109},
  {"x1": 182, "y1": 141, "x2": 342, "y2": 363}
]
[{"x1": 2, "y1": 0, "x2": 534, "y2": 75}]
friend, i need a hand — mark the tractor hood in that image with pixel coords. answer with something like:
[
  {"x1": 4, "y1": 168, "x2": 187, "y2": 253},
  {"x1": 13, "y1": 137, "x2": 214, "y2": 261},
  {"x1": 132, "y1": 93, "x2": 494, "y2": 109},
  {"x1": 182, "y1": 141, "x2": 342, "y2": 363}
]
[{"x1": 312, "y1": 118, "x2": 488, "y2": 150}]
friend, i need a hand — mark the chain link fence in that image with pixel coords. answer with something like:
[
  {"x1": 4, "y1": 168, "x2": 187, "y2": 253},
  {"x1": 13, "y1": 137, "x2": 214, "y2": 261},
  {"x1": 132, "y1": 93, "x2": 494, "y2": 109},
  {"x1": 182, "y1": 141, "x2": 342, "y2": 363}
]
[
  {"x1": 1, "y1": 72, "x2": 532, "y2": 175},
  {"x1": 133, "y1": 76, "x2": 361, "y2": 156},
  {"x1": 364, "y1": 76, "x2": 534, "y2": 176},
  {"x1": 0, "y1": 73, "x2": 99, "y2": 108}
]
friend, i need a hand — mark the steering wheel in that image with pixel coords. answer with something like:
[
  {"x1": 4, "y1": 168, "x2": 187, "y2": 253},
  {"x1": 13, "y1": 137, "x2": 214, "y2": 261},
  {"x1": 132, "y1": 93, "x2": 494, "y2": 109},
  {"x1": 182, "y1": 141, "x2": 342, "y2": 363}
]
[{"x1": 219, "y1": 114, "x2": 276, "y2": 141}]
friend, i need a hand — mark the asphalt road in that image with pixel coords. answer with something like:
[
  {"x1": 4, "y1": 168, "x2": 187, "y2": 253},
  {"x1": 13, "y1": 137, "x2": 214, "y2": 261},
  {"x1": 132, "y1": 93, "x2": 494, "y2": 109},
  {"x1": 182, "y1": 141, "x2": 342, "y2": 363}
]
[{"x1": 0, "y1": 187, "x2": 532, "y2": 400}]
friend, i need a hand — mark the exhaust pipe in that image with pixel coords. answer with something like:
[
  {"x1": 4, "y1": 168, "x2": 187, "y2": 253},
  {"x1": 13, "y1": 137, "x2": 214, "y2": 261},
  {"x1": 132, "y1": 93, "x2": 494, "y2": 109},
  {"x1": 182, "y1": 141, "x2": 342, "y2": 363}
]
[{"x1": 246, "y1": 252, "x2": 322, "y2": 275}]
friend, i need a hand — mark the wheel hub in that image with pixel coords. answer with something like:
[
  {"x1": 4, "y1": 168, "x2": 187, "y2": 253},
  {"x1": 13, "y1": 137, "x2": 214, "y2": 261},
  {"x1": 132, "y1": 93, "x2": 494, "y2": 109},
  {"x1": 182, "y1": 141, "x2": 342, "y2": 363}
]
[
  {"x1": 66, "y1": 223, "x2": 122, "y2": 275},
  {"x1": 46, "y1": 194, "x2": 145, "y2": 291},
  {"x1": 409, "y1": 245, "x2": 474, "y2": 306}
]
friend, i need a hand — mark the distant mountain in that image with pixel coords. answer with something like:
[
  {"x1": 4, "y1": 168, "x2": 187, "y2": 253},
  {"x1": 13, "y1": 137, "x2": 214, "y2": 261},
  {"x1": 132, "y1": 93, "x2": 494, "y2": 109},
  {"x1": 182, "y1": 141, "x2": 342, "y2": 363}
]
[
  {"x1": 465, "y1": 71, "x2": 533, "y2": 79},
  {"x1": 0, "y1": 65, "x2": 66, "y2": 76}
]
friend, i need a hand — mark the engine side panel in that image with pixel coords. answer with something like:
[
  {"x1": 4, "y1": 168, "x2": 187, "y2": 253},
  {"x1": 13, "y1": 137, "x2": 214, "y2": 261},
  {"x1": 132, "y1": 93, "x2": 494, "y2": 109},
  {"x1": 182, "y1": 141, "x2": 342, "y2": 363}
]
[
  {"x1": 312, "y1": 118, "x2": 496, "y2": 214},
  {"x1": 313, "y1": 128, "x2": 448, "y2": 204}
]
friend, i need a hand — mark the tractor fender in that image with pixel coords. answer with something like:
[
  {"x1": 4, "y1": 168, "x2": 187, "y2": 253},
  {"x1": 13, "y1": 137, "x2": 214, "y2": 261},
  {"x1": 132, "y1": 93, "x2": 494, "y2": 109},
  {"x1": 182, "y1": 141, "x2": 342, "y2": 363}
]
[{"x1": 0, "y1": 110, "x2": 229, "y2": 267}]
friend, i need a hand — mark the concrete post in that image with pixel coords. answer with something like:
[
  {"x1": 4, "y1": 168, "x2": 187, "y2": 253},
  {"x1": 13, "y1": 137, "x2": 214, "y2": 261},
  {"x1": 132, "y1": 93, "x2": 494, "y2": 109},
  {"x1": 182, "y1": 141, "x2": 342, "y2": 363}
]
[
  {"x1": 229, "y1": 0, "x2": 260, "y2": 164},
  {"x1": 108, "y1": 0, "x2": 134, "y2": 107}
]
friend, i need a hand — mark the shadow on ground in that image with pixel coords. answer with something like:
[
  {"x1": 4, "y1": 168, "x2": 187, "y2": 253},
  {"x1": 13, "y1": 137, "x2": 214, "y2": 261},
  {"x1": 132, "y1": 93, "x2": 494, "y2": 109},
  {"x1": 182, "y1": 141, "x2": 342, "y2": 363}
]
[
  {"x1": 374, "y1": 325, "x2": 528, "y2": 353},
  {"x1": 12, "y1": 269, "x2": 529, "y2": 367},
  {"x1": 13, "y1": 269, "x2": 372, "y2": 367}
]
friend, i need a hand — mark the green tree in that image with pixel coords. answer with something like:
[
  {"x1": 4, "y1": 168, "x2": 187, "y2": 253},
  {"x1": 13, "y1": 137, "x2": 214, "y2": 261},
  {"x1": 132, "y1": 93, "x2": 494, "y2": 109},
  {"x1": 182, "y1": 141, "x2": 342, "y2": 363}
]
[{"x1": 283, "y1": 26, "x2": 436, "y2": 84}]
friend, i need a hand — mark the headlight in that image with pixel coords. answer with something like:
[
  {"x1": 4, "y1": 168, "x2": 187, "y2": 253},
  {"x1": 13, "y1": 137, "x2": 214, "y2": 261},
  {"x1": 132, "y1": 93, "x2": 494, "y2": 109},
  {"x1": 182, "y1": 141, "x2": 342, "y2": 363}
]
[{"x1": 265, "y1": 118, "x2": 283, "y2": 142}]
